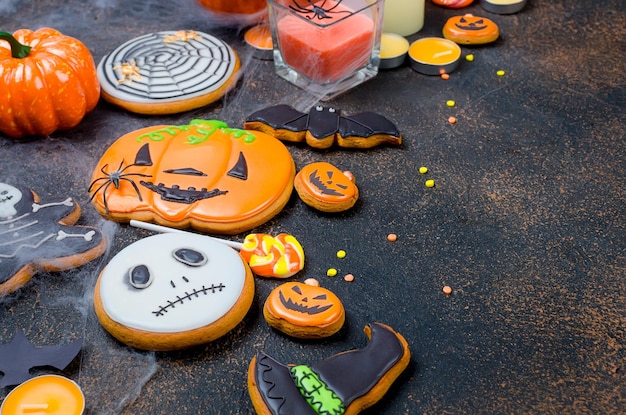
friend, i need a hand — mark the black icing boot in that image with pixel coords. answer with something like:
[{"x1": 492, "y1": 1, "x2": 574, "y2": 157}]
[{"x1": 248, "y1": 322, "x2": 410, "y2": 415}]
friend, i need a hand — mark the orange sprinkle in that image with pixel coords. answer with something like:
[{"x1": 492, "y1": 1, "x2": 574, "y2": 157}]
[
  {"x1": 448, "y1": 116, "x2": 457, "y2": 124},
  {"x1": 387, "y1": 233, "x2": 398, "y2": 242},
  {"x1": 304, "y1": 278, "x2": 320, "y2": 286},
  {"x1": 441, "y1": 73, "x2": 450, "y2": 80},
  {"x1": 443, "y1": 285, "x2": 453, "y2": 295},
  {"x1": 344, "y1": 274, "x2": 355, "y2": 282}
]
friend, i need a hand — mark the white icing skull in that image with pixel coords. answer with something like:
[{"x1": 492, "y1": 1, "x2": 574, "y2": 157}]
[
  {"x1": 0, "y1": 183, "x2": 22, "y2": 218},
  {"x1": 97, "y1": 233, "x2": 248, "y2": 334}
]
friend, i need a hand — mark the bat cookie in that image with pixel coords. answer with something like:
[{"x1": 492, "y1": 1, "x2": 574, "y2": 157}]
[
  {"x1": 88, "y1": 119, "x2": 296, "y2": 235},
  {"x1": 248, "y1": 322, "x2": 410, "y2": 414},
  {"x1": 94, "y1": 232, "x2": 255, "y2": 351},
  {"x1": 244, "y1": 105, "x2": 402, "y2": 149},
  {"x1": 0, "y1": 182, "x2": 106, "y2": 295},
  {"x1": 97, "y1": 30, "x2": 240, "y2": 115}
]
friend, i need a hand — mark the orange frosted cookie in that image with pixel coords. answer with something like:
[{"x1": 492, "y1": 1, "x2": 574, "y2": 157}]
[
  {"x1": 88, "y1": 120, "x2": 295, "y2": 235},
  {"x1": 295, "y1": 161, "x2": 358, "y2": 212},
  {"x1": 263, "y1": 281, "x2": 345, "y2": 338}
]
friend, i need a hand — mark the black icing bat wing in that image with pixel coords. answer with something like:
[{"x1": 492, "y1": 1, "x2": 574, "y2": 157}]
[
  {"x1": 244, "y1": 105, "x2": 402, "y2": 150},
  {"x1": 0, "y1": 331, "x2": 83, "y2": 387}
]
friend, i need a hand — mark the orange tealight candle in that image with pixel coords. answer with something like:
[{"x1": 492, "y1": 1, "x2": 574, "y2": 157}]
[
  {"x1": 1, "y1": 375, "x2": 85, "y2": 415},
  {"x1": 379, "y1": 33, "x2": 409, "y2": 69},
  {"x1": 408, "y1": 37, "x2": 461, "y2": 75},
  {"x1": 244, "y1": 24, "x2": 273, "y2": 60}
]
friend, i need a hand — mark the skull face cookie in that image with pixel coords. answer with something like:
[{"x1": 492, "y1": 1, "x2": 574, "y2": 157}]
[
  {"x1": 0, "y1": 182, "x2": 106, "y2": 295},
  {"x1": 93, "y1": 232, "x2": 254, "y2": 351}
]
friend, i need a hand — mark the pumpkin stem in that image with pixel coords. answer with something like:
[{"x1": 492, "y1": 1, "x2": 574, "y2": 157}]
[{"x1": 0, "y1": 31, "x2": 31, "y2": 59}]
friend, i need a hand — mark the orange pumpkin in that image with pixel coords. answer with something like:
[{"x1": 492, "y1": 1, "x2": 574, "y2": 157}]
[
  {"x1": 443, "y1": 14, "x2": 500, "y2": 45},
  {"x1": 197, "y1": 0, "x2": 267, "y2": 15},
  {"x1": 88, "y1": 119, "x2": 295, "y2": 235},
  {"x1": 264, "y1": 281, "x2": 345, "y2": 338},
  {"x1": 0, "y1": 28, "x2": 100, "y2": 138}
]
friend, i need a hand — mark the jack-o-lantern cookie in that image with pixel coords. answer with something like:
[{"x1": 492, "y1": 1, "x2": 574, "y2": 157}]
[
  {"x1": 295, "y1": 162, "x2": 358, "y2": 212},
  {"x1": 0, "y1": 182, "x2": 106, "y2": 295},
  {"x1": 443, "y1": 14, "x2": 500, "y2": 45},
  {"x1": 240, "y1": 233, "x2": 305, "y2": 279},
  {"x1": 248, "y1": 322, "x2": 411, "y2": 415},
  {"x1": 264, "y1": 281, "x2": 345, "y2": 338},
  {"x1": 432, "y1": 0, "x2": 474, "y2": 8},
  {"x1": 88, "y1": 119, "x2": 296, "y2": 235},
  {"x1": 93, "y1": 232, "x2": 255, "y2": 351},
  {"x1": 97, "y1": 30, "x2": 240, "y2": 115}
]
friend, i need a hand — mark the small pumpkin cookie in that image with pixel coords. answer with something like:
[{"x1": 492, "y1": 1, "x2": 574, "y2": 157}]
[
  {"x1": 94, "y1": 233, "x2": 255, "y2": 351},
  {"x1": 0, "y1": 182, "x2": 106, "y2": 295},
  {"x1": 264, "y1": 281, "x2": 345, "y2": 338},
  {"x1": 443, "y1": 14, "x2": 500, "y2": 45},
  {"x1": 294, "y1": 161, "x2": 358, "y2": 212},
  {"x1": 248, "y1": 322, "x2": 411, "y2": 414},
  {"x1": 88, "y1": 119, "x2": 295, "y2": 235},
  {"x1": 97, "y1": 30, "x2": 240, "y2": 115}
]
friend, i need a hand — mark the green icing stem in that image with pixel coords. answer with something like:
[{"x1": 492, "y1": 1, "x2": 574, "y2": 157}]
[
  {"x1": 136, "y1": 119, "x2": 256, "y2": 144},
  {"x1": 290, "y1": 365, "x2": 345, "y2": 415}
]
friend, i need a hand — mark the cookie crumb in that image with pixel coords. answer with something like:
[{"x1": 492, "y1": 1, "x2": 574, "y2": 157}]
[
  {"x1": 443, "y1": 285, "x2": 453, "y2": 295},
  {"x1": 344, "y1": 274, "x2": 355, "y2": 282},
  {"x1": 304, "y1": 278, "x2": 319, "y2": 286}
]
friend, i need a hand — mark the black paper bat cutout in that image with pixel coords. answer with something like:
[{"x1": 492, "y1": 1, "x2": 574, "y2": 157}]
[
  {"x1": 244, "y1": 104, "x2": 402, "y2": 149},
  {"x1": 0, "y1": 331, "x2": 83, "y2": 387}
]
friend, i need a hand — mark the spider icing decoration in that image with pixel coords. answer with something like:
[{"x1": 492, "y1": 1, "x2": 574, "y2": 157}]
[
  {"x1": 288, "y1": 0, "x2": 353, "y2": 20},
  {"x1": 94, "y1": 232, "x2": 255, "y2": 351},
  {"x1": 0, "y1": 182, "x2": 106, "y2": 295},
  {"x1": 88, "y1": 119, "x2": 295, "y2": 235}
]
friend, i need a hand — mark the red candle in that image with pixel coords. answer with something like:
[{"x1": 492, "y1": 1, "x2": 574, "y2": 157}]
[{"x1": 275, "y1": 1, "x2": 375, "y2": 82}]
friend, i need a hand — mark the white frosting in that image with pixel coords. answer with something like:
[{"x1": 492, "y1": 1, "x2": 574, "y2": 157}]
[
  {"x1": 97, "y1": 31, "x2": 238, "y2": 104},
  {"x1": 98, "y1": 233, "x2": 247, "y2": 333}
]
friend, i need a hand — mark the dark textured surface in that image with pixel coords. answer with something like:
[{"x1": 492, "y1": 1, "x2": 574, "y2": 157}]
[{"x1": 1, "y1": 0, "x2": 625, "y2": 414}]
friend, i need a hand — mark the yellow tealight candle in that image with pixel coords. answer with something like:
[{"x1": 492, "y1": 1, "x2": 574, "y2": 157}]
[
  {"x1": 479, "y1": 0, "x2": 527, "y2": 14},
  {"x1": 379, "y1": 33, "x2": 409, "y2": 69},
  {"x1": 1, "y1": 375, "x2": 85, "y2": 415},
  {"x1": 408, "y1": 37, "x2": 461, "y2": 75}
]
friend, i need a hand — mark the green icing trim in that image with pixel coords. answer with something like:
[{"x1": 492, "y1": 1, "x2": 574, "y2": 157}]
[
  {"x1": 136, "y1": 119, "x2": 256, "y2": 144},
  {"x1": 290, "y1": 365, "x2": 345, "y2": 415}
]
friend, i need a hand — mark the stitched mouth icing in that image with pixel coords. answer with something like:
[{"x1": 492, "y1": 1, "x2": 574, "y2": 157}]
[{"x1": 152, "y1": 283, "x2": 226, "y2": 316}]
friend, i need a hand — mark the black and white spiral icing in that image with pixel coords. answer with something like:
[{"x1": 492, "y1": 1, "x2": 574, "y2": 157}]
[{"x1": 97, "y1": 31, "x2": 238, "y2": 104}]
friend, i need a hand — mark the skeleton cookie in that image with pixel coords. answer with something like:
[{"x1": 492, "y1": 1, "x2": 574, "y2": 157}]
[
  {"x1": 0, "y1": 183, "x2": 106, "y2": 295},
  {"x1": 93, "y1": 232, "x2": 255, "y2": 351}
]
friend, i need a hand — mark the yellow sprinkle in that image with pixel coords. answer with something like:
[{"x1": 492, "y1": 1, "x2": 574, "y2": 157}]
[
  {"x1": 327, "y1": 268, "x2": 338, "y2": 277},
  {"x1": 446, "y1": 100, "x2": 456, "y2": 107},
  {"x1": 465, "y1": 54, "x2": 474, "y2": 62},
  {"x1": 336, "y1": 250, "x2": 346, "y2": 259},
  {"x1": 419, "y1": 166, "x2": 428, "y2": 174},
  {"x1": 497, "y1": 70, "x2": 506, "y2": 76},
  {"x1": 425, "y1": 179, "x2": 435, "y2": 188}
]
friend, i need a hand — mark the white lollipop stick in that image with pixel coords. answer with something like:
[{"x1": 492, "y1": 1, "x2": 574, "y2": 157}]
[{"x1": 129, "y1": 220, "x2": 244, "y2": 250}]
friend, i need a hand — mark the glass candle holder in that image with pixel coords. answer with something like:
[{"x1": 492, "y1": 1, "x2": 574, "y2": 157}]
[{"x1": 267, "y1": 0, "x2": 384, "y2": 100}]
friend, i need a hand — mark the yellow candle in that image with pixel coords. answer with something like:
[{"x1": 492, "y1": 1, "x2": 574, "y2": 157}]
[
  {"x1": 408, "y1": 37, "x2": 461, "y2": 75},
  {"x1": 479, "y1": 0, "x2": 527, "y2": 14},
  {"x1": 379, "y1": 33, "x2": 409, "y2": 69},
  {"x1": 383, "y1": 0, "x2": 425, "y2": 36},
  {"x1": 1, "y1": 375, "x2": 85, "y2": 415}
]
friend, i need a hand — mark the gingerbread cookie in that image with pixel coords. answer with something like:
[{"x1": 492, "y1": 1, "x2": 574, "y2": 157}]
[
  {"x1": 97, "y1": 30, "x2": 240, "y2": 115},
  {"x1": 295, "y1": 161, "x2": 359, "y2": 213},
  {"x1": 88, "y1": 119, "x2": 296, "y2": 235},
  {"x1": 93, "y1": 232, "x2": 255, "y2": 351},
  {"x1": 263, "y1": 281, "x2": 345, "y2": 339},
  {"x1": 244, "y1": 105, "x2": 402, "y2": 149},
  {"x1": 240, "y1": 233, "x2": 305, "y2": 278},
  {"x1": 248, "y1": 322, "x2": 410, "y2": 414},
  {"x1": 0, "y1": 183, "x2": 106, "y2": 295}
]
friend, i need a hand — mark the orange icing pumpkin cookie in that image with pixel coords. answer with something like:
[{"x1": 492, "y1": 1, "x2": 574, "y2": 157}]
[
  {"x1": 97, "y1": 30, "x2": 240, "y2": 115},
  {"x1": 432, "y1": 0, "x2": 474, "y2": 8},
  {"x1": 294, "y1": 162, "x2": 358, "y2": 212},
  {"x1": 88, "y1": 119, "x2": 295, "y2": 235},
  {"x1": 443, "y1": 14, "x2": 500, "y2": 45},
  {"x1": 263, "y1": 281, "x2": 345, "y2": 338},
  {"x1": 240, "y1": 233, "x2": 305, "y2": 278}
]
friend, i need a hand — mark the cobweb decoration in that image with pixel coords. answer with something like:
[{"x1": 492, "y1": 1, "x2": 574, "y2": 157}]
[{"x1": 98, "y1": 31, "x2": 238, "y2": 102}]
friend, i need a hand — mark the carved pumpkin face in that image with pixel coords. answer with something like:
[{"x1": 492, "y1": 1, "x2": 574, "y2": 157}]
[
  {"x1": 443, "y1": 14, "x2": 500, "y2": 45},
  {"x1": 89, "y1": 120, "x2": 295, "y2": 234},
  {"x1": 294, "y1": 161, "x2": 358, "y2": 212},
  {"x1": 264, "y1": 282, "x2": 344, "y2": 328}
]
